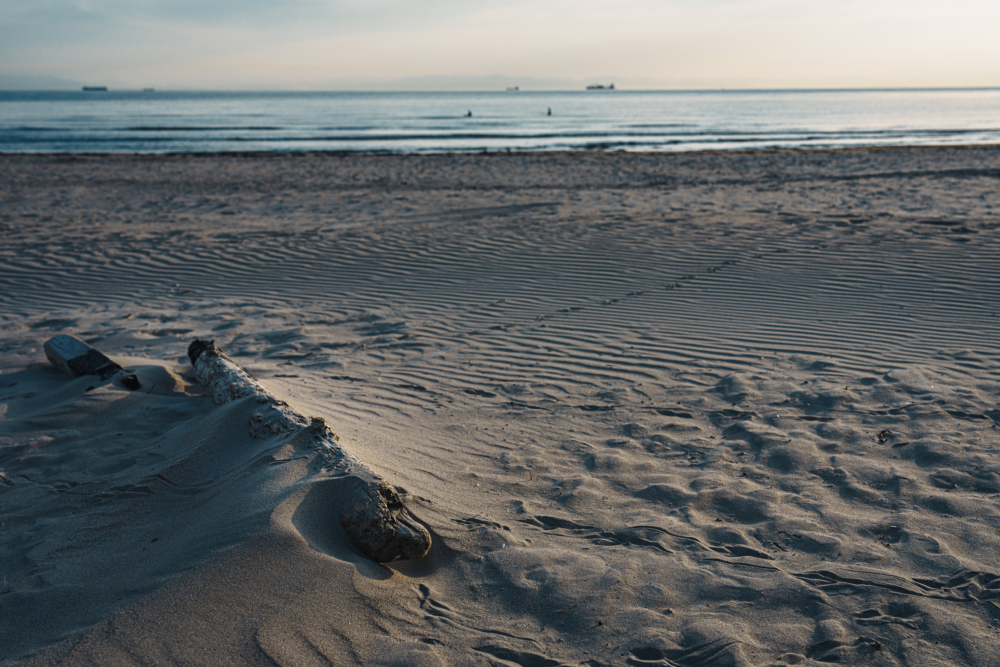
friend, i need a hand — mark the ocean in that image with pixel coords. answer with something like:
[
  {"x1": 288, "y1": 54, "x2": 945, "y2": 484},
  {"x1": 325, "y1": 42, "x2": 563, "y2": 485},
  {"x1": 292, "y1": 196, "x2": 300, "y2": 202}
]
[{"x1": 1, "y1": 88, "x2": 998, "y2": 154}]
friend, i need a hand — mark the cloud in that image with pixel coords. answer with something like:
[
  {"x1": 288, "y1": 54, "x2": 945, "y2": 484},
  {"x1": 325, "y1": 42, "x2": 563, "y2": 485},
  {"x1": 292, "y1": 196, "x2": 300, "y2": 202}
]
[{"x1": 1, "y1": 0, "x2": 997, "y2": 89}]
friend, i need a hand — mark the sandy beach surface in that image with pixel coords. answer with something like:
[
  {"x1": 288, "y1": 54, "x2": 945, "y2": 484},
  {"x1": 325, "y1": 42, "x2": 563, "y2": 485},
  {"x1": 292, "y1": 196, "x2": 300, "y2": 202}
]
[{"x1": 2, "y1": 147, "x2": 1000, "y2": 666}]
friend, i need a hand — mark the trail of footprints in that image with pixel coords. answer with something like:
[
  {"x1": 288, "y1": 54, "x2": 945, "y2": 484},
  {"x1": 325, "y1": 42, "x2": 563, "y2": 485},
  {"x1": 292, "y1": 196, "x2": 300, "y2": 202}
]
[{"x1": 428, "y1": 355, "x2": 1000, "y2": 665}]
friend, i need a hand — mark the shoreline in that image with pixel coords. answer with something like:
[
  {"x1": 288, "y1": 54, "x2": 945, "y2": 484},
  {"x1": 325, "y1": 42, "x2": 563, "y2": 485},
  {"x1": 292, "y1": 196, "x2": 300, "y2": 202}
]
[{"x1": 3, "y1": 141, "x2": 1000, "y2": 159}]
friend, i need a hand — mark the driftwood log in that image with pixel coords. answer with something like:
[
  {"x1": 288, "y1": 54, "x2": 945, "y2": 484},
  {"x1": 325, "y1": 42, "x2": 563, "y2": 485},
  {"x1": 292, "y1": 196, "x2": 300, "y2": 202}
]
[
  {"x1": 44, "y1": 334, "x2": 141, "y2": 390},
  {"x1": 187, "y1": 339, "x2": 431, "y2": 562}
]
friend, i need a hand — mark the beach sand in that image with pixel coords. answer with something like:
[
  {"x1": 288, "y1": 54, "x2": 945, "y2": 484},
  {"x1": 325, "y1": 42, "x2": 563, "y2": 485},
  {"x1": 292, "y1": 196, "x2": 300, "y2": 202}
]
[{"x1": 2, "y1": 147, "x2": 1000, "y2": 665}]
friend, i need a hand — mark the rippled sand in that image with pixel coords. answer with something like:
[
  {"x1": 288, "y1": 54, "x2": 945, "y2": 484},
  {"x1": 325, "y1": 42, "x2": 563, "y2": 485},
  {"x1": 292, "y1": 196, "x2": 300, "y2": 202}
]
[{"x1": 2, "y1": 147, "x2": 1000, "y2": 666}]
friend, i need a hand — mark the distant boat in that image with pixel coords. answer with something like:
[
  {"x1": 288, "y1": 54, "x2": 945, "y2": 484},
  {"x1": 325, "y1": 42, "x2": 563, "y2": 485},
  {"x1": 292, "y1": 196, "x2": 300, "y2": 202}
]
[
  {"x1": 586, "y1": 83, "x2": 615, "y2": 90},
  {"x1": 142, "y1": 88, "x2": 155, "y2": 92},
  {"x1": 82, "y1": 86, "x2": 108, "y2": 92},
  {"x1": 506, "y1": 86, "x2": 519, "y2": 91}
]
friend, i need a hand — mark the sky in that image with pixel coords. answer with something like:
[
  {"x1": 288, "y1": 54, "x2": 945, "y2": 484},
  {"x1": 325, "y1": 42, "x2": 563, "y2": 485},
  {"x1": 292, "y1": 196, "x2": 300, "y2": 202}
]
[{"x1": 1, "y1": 0, "x2": 998, "y2": 90}]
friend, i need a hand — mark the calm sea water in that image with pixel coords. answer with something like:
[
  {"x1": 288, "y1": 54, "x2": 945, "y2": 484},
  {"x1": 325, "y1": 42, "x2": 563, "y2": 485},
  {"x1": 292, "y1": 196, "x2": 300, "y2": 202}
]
[{"x1": 1, "y1": 89, "x2": 998, "y2": 154}]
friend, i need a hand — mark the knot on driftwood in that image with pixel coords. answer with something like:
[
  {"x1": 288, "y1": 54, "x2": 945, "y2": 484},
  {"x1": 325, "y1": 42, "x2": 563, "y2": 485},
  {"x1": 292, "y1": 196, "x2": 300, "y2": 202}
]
[
  {"x1": 187, "y1": 338, "x2": 218, "y2": 365},
  {"x1": 340, "y1": 477, "x2": 432, "y2": 562}
]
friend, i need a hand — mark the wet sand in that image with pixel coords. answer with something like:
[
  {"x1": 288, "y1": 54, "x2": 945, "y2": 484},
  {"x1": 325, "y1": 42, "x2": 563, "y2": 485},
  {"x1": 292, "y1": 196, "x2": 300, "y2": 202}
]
[{"x1": 2, "y1": 147, "x2": 1000, "y2": 665}]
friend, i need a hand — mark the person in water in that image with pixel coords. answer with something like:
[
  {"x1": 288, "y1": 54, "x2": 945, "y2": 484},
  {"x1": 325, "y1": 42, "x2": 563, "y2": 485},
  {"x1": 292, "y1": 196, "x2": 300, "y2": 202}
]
[
  {"x1": 467, "y1": 110, "x2": 472, "y2": 117},
  {"x1": 547, "y1": 107, "x2": 552, "y2": 116}
]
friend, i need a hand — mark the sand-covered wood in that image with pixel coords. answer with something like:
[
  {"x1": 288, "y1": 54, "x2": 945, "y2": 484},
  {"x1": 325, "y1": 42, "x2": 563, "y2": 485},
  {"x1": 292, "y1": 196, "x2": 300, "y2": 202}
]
[
  {"x1": 43, "y1": 333, "x2": 141, "y2": 389},
  {"x1": 187, "y1": 338, "x2": 431, "y2": 562}
]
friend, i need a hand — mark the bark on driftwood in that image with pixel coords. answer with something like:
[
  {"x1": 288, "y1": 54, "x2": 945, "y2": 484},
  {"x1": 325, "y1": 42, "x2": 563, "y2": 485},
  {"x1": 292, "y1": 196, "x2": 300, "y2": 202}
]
[
  {"x1": 187, "y1": 339, "x2": 431, "y2": 562},
  {"x1": 44, "y1": 334, "x2": 141, "y2": 390}
]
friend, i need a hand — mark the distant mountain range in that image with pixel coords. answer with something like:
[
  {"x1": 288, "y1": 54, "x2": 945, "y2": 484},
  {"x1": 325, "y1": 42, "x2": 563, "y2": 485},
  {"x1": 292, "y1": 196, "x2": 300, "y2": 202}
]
[
  {"x1": 317, "y1": 75, "x2": 620, "y2": 91},
  {"x1": 0, "y1": 74, "x2": 83, "y2": 90},
  {"x1": 0, "y1": 73, "x2": 636, "y2": 92}
]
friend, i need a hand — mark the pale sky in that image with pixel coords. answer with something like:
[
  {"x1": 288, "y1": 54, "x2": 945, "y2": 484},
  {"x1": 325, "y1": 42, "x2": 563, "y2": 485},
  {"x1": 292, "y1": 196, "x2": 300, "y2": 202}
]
[{"x1": 1, "y1": 0, "x2": 998, "y2": 89}]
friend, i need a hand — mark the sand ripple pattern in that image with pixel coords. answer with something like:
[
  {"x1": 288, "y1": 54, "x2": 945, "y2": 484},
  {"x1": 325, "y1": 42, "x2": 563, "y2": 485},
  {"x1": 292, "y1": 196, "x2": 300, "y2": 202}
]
[{"x1": 2, "y1": 149, "x2": 1000, "y2": 665}]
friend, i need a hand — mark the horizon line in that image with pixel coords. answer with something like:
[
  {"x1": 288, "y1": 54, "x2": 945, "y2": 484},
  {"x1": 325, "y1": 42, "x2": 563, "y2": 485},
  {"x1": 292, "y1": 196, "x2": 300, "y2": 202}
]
[{"x1": 3, "y1": 85, "x2": 1000, "y2": 94}]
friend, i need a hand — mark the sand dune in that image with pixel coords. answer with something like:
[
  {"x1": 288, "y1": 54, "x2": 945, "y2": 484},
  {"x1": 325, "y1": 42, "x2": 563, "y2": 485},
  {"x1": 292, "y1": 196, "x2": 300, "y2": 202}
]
[{"x1": 2, "y1": 147, "x2": 1000, "y2": 665}]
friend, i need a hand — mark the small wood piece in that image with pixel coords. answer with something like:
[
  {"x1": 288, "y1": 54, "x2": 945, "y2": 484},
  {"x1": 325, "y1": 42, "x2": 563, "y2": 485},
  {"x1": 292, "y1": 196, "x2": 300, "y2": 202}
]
[
  {"x1": 44, "y1": 334, "x2": 141, "y2": 390},
  {"x1": 188, "y1": 339, "x2": 431, "y2": 562}
]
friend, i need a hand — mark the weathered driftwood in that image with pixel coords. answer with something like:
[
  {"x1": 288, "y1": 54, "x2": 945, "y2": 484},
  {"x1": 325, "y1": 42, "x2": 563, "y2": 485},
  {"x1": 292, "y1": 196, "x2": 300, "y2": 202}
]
[
  {"x1": 187, "y1": 339, "x2": 431, "y2": 562},
  {"x1": 44, "y1": 334, "x2": 141, "y2": 390}
]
